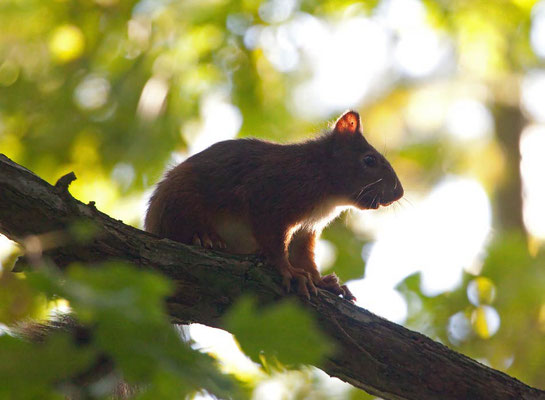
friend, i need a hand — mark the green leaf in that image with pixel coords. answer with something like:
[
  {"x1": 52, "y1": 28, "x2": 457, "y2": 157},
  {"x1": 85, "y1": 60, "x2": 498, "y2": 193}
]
[
  {"x1": 321, "y1": 218, "x2": 367, "y2": 282},
  {"x1": 225, "y1": 297, "x2": 333, "y2": 367},
  {"x1": 0, "y1": 270, "x2": 46, "y2": 325},
  {"x1": 0, "y1": 333, "x2": 95, "y2": 399},
  {"x1": 25, "y1": 262, "x2": 245, "y2": 399}
]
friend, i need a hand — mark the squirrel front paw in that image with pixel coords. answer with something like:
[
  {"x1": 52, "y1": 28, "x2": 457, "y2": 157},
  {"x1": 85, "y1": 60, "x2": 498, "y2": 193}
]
[
  {"x1": 317, "y1": 273, "x2": 356, "y2": 302},
  {"x1": 279, "y1": 267, "x2": 318, "y2": 300}
]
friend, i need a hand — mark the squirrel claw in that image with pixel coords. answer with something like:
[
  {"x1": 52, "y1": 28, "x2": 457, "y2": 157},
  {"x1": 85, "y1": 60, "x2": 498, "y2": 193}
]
[
  {"x1": 202, "y1": 235, "x2": 213, "y2": 249},
  {"x1": 290, "y1": 268, "x2": 317, "y2": 300},
  {"x1": 340, "y1": 284, "x2": 356, "y2": 302},
  {"x1": 318, "y1": 274, "x2": 354, "y2": 301},
  {"x1": 192, "y1": 234, "x2": 202, "y2": 247},
  {"x1": 281, "y1": 271, "x2": 292, "y2": 294},
  {"x1": 192, "y1": 232, "x2": 226, "y2": 250},
  {"x1": 295, "y1": 277, "x2": 310, "y2": 300},
  {"x1": 320, "y1": 273, "x2": 340, "y2": 286}
]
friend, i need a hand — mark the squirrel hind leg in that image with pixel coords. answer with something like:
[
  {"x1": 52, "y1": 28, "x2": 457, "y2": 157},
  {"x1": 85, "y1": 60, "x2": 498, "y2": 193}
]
[
  {"x1": 153, "y1": 198, "x2": 226, "y2": 249},
  {"x1": 191, "y1": 231, "x2": 227, "y2": 250}
]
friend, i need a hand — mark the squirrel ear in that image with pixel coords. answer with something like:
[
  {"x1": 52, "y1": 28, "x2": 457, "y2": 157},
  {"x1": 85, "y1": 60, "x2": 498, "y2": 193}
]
[{"x1": 333, "y1": 111, "x2": 362, "y2": 135}]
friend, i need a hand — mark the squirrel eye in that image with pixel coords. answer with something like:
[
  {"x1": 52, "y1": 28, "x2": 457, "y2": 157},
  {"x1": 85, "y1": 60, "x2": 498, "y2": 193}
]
[{"x1": 363, "y1": 155, "x2": 377, "y2": 167}]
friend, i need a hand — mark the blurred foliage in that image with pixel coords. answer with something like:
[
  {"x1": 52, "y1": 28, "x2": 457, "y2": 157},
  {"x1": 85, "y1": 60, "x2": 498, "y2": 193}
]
[
  {"x1": 321, "y1": 221, "x2": 369, "y2": 282},
  {"x1": 397, "y1": 233, "x2": 545, "y2": 386},
  {"x1": 0, "y1": 333, "x2": 95, "y2": 400},
  {"x1": 2, "y1": 262, "x2": 246, "y2": 399},
  {"x1": 1, "y1": 0, "x2": 545, "y2": 398},
  {"x1": 225, "y1": 296, "x2": 333, "y2": 367},
  {"x1": 0, "y1": 263, "x2": 47, "y2": 324}
]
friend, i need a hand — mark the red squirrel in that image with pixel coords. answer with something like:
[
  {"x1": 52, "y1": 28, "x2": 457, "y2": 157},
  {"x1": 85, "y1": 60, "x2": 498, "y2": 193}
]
[{"x1": 145, "y1": 111, "x2": 403, "y2": 300}]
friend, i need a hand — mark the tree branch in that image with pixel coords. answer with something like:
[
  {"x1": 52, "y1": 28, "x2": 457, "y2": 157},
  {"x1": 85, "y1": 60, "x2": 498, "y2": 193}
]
[{"x1": 1, "y1": 154, "x2": 543, "y2": 400}]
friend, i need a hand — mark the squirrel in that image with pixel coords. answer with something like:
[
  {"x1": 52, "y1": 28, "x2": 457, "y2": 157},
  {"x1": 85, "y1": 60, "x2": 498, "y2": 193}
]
[{"x1": 145, "y1": 111, "x2": 403, "y2": 300}]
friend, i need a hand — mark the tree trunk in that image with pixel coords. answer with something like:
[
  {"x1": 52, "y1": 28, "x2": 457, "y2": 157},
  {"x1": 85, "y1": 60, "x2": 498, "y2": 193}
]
[
  {"x1": 493, "y1": 104, "x2": 526, "y2": 234},
  {"x1": 1, "y1": 154, "x2": 543, "y2": 400}
]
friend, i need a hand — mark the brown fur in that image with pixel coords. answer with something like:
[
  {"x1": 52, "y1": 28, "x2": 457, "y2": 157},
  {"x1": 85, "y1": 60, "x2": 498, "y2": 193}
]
[{"x1": 145, "y1": 111, "x2": 403, "y2": 299}]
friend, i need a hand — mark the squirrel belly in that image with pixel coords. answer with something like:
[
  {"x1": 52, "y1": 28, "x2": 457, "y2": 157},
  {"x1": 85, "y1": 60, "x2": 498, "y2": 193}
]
[
  {"x1": 213, "y1": 213, "x2": 259, "y2": 254},
  {"x1": 145, "y1": 111, "x2": 403, "y2": 301},
  {"x1": 211, "y1": 204, "x2": 347, "y2": 254}
]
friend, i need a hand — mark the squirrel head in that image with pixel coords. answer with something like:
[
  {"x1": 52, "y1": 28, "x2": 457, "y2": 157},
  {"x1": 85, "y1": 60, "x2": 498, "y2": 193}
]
[{"x1": 329, "y1": 110, "x2": 403, "y2": 210}]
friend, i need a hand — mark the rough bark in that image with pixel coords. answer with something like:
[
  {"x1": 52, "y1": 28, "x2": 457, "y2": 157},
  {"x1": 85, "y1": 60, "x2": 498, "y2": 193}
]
[{"x1": 0, "y1": 153, "x2": 544, "y2": 400}]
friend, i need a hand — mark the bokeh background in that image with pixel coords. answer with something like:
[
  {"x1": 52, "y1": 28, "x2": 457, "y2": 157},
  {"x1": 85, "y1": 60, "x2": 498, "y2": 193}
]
[{"x1": 1, "y1": 0, "x2": 545, "y2": 398}]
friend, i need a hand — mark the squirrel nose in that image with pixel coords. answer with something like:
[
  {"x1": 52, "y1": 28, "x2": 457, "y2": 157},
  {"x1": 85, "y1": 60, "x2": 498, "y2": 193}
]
[{"x1": 393, "y1": 180, "x2": 404, "y2": 200}]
